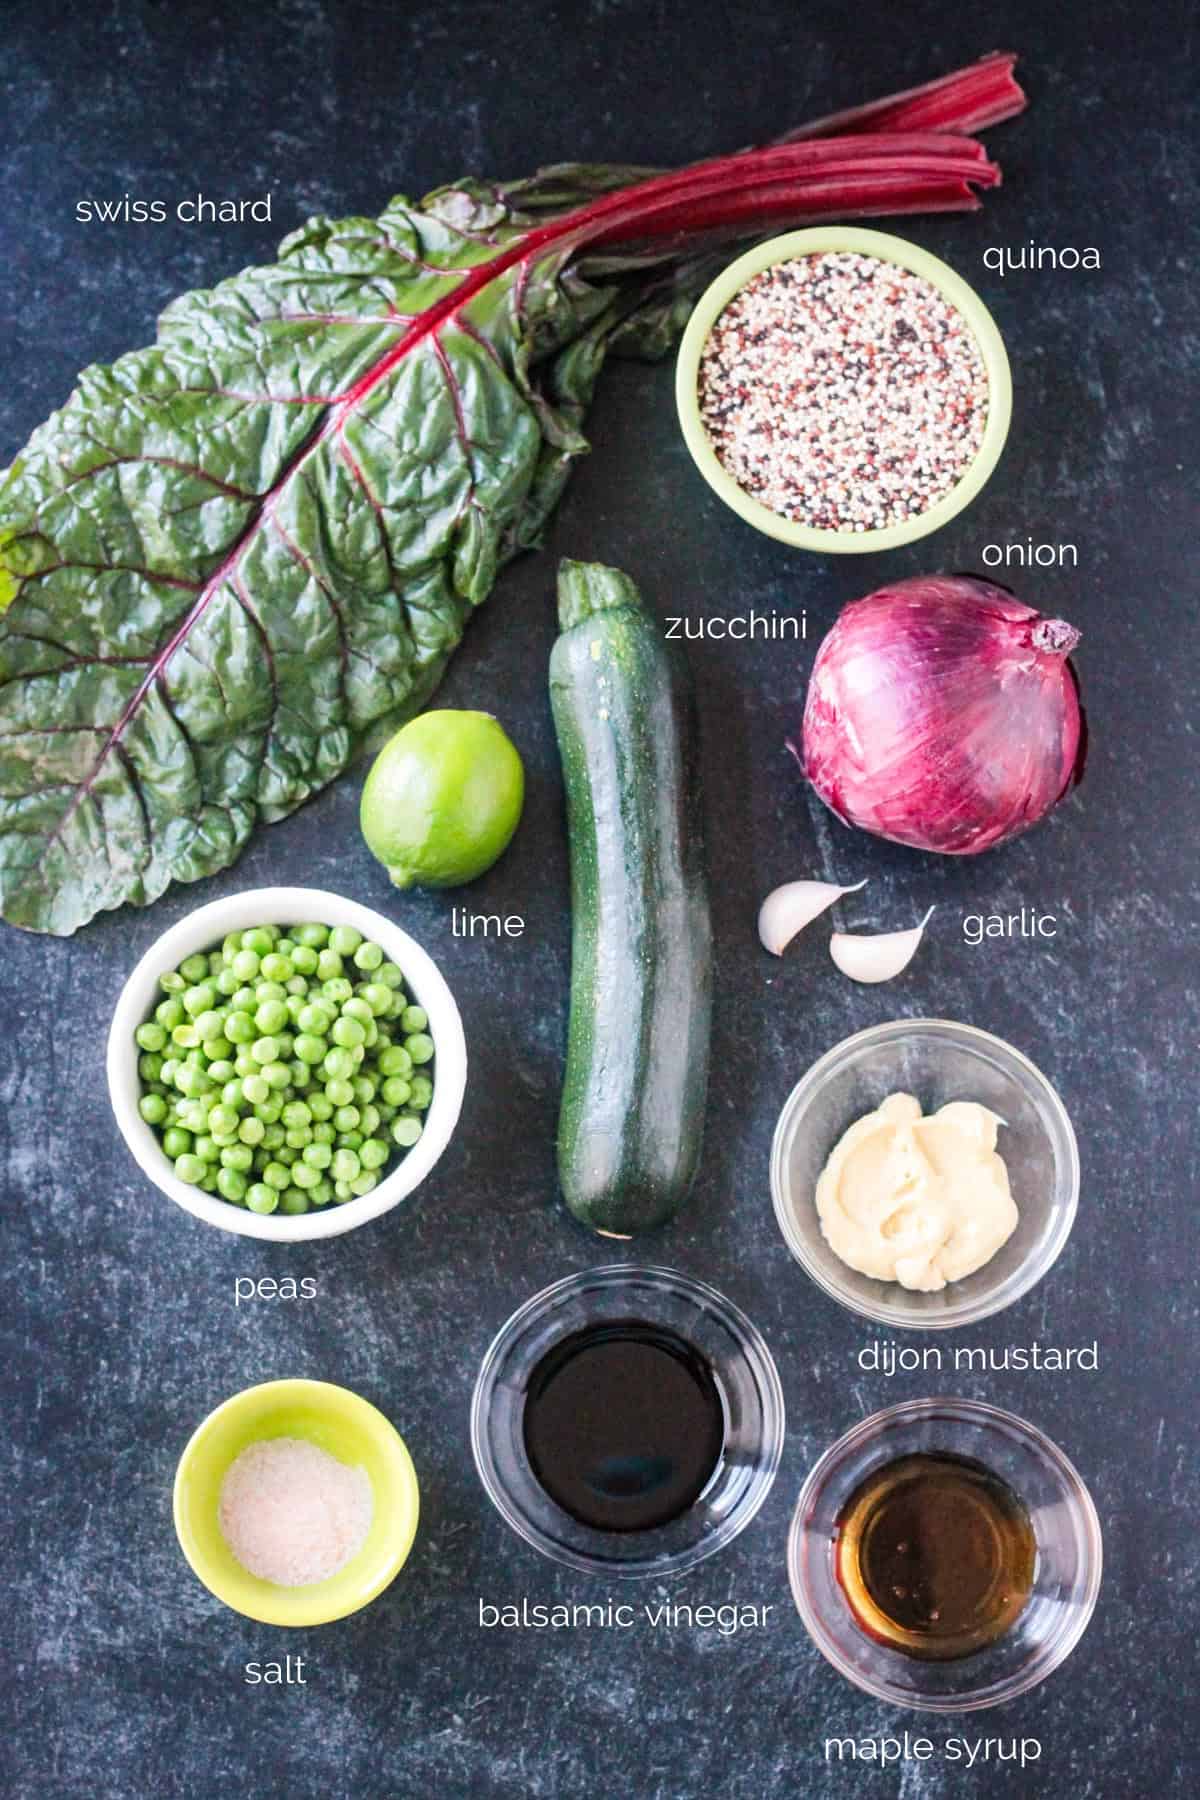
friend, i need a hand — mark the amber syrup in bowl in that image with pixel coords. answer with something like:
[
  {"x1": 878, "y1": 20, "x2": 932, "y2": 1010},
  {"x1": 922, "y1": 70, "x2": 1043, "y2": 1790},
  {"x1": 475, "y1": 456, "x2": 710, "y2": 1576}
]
[
  {"x1": 834, "y1": 1452, "x2": 1035, "y2": 1660},
  {"x1": 787, "y1": 1398, "x2": 1102, "y2": 1711}
]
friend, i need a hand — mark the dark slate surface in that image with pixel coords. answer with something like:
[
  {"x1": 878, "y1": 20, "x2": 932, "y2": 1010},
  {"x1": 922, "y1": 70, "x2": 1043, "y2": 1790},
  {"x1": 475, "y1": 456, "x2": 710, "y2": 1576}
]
[{"x1": 2, "y1": 2, "x2": 1197, "y2": 1795}]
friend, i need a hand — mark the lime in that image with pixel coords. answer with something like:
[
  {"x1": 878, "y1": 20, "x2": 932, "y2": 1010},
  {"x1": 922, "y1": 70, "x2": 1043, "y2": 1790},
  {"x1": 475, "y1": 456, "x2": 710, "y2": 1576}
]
[{"x1": 359, "y1": 710, "x2": 525, "y2": 889}]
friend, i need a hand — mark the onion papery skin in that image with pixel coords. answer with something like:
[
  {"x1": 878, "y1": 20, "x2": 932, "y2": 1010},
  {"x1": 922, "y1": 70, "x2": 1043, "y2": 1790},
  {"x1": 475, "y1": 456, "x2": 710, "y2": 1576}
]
[{"x1": 796, "y1": 576, "x2": 1083, "y2": 856}]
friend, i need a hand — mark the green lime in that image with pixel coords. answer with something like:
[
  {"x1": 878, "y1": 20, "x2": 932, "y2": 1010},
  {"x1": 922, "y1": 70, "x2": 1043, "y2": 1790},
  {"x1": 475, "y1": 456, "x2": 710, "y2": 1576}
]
[{"x1": 360, "y1": 710, "x2": 525, "y2": 889}]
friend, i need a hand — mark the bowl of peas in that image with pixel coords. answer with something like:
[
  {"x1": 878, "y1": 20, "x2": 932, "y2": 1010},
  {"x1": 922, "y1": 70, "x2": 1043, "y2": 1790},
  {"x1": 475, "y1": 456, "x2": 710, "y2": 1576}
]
[{"x1": 107, "y1": 887, "x2": 467, "y2": 1239}]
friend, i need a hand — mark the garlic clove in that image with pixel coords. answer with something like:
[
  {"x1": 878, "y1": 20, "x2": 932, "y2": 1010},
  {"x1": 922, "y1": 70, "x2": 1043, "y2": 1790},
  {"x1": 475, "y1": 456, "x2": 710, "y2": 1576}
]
[
  {"x1": 830, "y1": 906, "x2": 935, "y2": 984},
  {"x1": 758, "y1": 878, "x2": 868, "y2": 956}
]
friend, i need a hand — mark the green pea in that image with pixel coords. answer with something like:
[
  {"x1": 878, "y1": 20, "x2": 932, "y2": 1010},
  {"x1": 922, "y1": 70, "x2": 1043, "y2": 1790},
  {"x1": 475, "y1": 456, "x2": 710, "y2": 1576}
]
[
  {"x1": 224, "y1": 1012, "x2": 255, "y2": 1045},
  {"x1": 262, "y1": 1162, "x2": 291, "y2": 1190},
  {"x1": 316, "y1": 949, "x2": 344, "y2": 981},
  {"x1": 175, "y1": 1153, "x2": 206, "y2": 1184},
  {"x1": 138, "y1": 1052, "x2": 164, "y2": 1083},
  {"x1": 263, "y1": 1061, "x2": 292, "y2": 1091},
  {"x1": 353, "y1": 940, "x2": 384, "y2": 972},
  {"x1": 293, "y1": 923, "x2": 329, "y2": 948},
  {"x1": 322, "y1": 976, "x2": 353, "y2": 1005},
  {"x1": 333, "y1": 1105, "x2": 360, "y2": 1135},
  {"x1": 360, "y1": 1137, "x2": 389, "y2": 1171},
  {"x1": 261, "y1": 952, "x2": 293, "y2": 983},
  {"x1": 215, "y1": 968, "x2": 241, "y2": 997},
  {"x1": 238, "y1": 1116, "x2": 266, "y2": 1146},
  {"x1": 217, "y1": 1167, "x2": 247, "y2": 1203},
  {"x1": 341, "y1": 1131, "x2": 364, "y2": 1152},
  {"x1": 350, "y1": 1171, "x2": 378, "y2": 1198},
  {"x1": 192, "y1": 1133, "x2": 219, "y2": 1162},
  {"x1": 155, "y1": 997, "x2": 186, "y2": 1031},
  {"x1": 332, "y1": 1015, "x2": 365, "y2": 1050},
  {"x1": 182, "y1": 981, "x2": 217, "y2": 1018},
  {"x1": 221, "y1": 1143, "x2": 254, "y2": 1172},
  {"x1": 360, "y1": 982, "x2": 392, "y2": 1017},
  {"x1": 191, "y1": 1009, "x2": 222, "y2": 1043},
  {"x1": 297, "y1": 1003, "x2": 331, "y2": 1035},
  {"x1": 312, "y1": 1122, "x2": 336, "y2": 1146},
  {"x1": 180, "y1": 953, "x2": 210, "y2": 985},
  {"x1": 332, "y1": 1147, "x2": 360, "y2": 1183},
  {"x1": 289, "y1": 945, "x2": 318, "y2": 976},
  {"x1": 207, "y1": 1105, "x2": 239, "y2": 1138},
  {"x1": 260, "y1": 1106, "x2": 284, "y2": 1132},
  {"x1": 329, "y1": 924, "x2": 362, "y2": 956},
  {"x1": 308, "y1": 1094, "x2": 334, "y2": 1122},
  {"x1": 334, "y1": 1181, "x2": 355, "y2": 1203},
  {"x1": 409, "y1": 1076, "x2": 433, "y2": 1112},
  {"x1": 242, "y1": 928, "x2": 274, "y2": 956},
  {"x1": 310, "y1": 1180, "x2": 334, "y2": 1207},
  {"x1": 253, "y1": 999, "x2": 288, "y2": 1035},
  {"x1": 360, "y1": 1104, "x2": 381, "y2": 1138},
  {"x1": 352, "y1": 1075, "x2": 376, "y2": 1105},
  {"x1": 378, "y1": 1046, "x2": 412, "y2": 1078},
  {"x1": 207, "y1": 1060, "x2": 235, "y2": 1085},
  {"x1": 162, "y1": 1126, "x2": 192, "y2": 1159},
  {"x1": 139, "y1": 1093, "x2": 168, "y2": 1125},
  {"x1": 201, "y1": 1036, "x2": 233, "y2": 1063},
  {"x1": 250, "y1": 1037, "x2": 278, "y2": 1065},
  {"x1": 136, "y1": 1021, "x2": 167, "y2": 1053},
  {"x1": 246, "y1": 1183, "x2": 278, "y2": 1215},
  {"x1": 303, "y1": 1141, "x2": 333, "y2": 1170},
  {"x1": 406, "y1": 1033, "x2": 434, "y2": 1065},
  {"x1": 279, "y1": 1188, "x2": 310, "y2": 1214},
  {"x1": 181, "y1": 1101, "x2": 211, "y2": 1134},
  {"x1": 293, "y1": 1034, "x2": 325, "y2": 1066},
  {"x1": 241, "y1": 1072, "x2": 270, "y2": 1106},
  {"x1": 175, "y1": 1065, "x2": 213, "y2": 1099},
  {"x1": 382, "y1": 1076, "x2": 411, "y2": 1107},
  {"x1": 171, "y1": 1022, "x2": 199, "y2": 1050},
  {"x1": 289, "y1": 1061, "x2": 313, "y2": 1088},
  {"x1": 322, "y1": 1046, "x2": 354, "y2": 1082},
  {"x1": 159, "y1": 970, "x2": 186, "y2": 994},
  {"x1": 392, "y1": 1116, "x2": 422, "y2": 1148},
  {"x1": 291, "y1": 1162, "x2": 321, "y2": 1191},
  {"x1": 378, "y1": 962, "x2": 405, "y2": 989}
]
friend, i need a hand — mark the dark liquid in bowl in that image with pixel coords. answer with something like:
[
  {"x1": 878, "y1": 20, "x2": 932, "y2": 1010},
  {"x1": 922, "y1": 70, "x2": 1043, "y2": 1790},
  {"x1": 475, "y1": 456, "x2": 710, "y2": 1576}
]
[
  {"x1": 523, "y1": 1321, "x2": 726, "y2": 1533},
  {"x1": 835, "y1": 1452, "x2": 1036, "y2": 1661}
]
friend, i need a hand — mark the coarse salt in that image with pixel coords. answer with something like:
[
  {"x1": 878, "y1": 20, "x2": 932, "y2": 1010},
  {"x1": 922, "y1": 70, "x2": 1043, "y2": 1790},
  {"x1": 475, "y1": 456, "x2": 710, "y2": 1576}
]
[
  {"x1": 698, "y1": 252, "x2": 989, "y2": 533},
  {"x1": 219, "y1": 1436, "x2": 374, "y2": 1587}
]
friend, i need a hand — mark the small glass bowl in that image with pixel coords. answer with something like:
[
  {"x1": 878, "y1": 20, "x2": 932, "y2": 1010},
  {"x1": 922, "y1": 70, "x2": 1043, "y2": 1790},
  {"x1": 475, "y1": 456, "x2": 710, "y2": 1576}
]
[
  {"x1": 470, "y1": 1265, "x2": 784, "y2": 1578},
  {"x1": 788, "y1": 1398, "x2": 1102, "y2": 1712},
  {"x1": 770, "y1": 1019, "x2": 1078, "y2": 1330}
]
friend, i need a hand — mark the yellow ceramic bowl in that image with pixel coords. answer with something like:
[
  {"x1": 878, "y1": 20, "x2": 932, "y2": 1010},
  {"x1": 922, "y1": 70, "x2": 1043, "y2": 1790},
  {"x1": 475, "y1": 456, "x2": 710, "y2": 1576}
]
[
  {"x1": 174, "y1": 1379, "x2": 419, "y2": 1626},
  {"x1": 675, "y1": 226, "x2": 1012, "y2": 553}
]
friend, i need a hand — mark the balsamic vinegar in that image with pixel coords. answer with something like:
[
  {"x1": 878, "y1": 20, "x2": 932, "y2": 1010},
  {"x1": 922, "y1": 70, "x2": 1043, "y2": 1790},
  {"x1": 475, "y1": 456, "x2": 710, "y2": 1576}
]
[
  {"x1": 835, "y1": 1452, "x2": 1036, "y2": 1661},
  {"x1": 522, "y1": 1321, "x2": 725, "y2": 1533}
]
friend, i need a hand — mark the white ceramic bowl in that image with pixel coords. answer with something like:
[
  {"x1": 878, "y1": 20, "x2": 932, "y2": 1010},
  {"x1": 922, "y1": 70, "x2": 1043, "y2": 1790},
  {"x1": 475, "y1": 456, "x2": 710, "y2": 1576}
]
[{"x1": 107, "y1": 886, "x2": 467, "y2": 1240}]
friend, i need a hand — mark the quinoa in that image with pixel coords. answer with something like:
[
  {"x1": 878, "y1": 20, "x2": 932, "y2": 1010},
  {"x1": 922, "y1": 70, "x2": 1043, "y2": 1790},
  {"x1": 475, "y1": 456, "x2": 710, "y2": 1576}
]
[{"x1": 697, "y1": 252, "x2": 989, "y2": 533}]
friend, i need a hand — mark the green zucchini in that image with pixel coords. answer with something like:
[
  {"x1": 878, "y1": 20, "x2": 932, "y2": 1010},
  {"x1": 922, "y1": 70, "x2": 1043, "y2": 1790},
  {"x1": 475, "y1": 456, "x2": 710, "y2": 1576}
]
[{"x1": 550, "y1": 559, "x2": 712, "y2": 1236}]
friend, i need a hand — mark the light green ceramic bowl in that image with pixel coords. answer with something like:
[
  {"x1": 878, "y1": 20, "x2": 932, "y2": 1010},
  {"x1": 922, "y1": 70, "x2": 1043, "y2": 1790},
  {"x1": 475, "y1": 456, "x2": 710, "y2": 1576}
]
[
  {"x1": 174, "y1": 1379, "x2": 419, "y2": 1626},
  {"x1": 675, "y1": 226, "x2": 1012, "y2": 553}
]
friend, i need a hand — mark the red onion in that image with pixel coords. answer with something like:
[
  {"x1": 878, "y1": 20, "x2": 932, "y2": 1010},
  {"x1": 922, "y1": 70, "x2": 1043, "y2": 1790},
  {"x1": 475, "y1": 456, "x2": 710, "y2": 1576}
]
[{"x1": 795, "y1": 575, "x2": 1084, "y2": 855}]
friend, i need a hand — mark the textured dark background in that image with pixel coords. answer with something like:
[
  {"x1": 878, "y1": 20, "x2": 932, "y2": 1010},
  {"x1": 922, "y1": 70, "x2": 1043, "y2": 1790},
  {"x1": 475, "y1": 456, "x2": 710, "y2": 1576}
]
[{"x1": 2, "y1": 1, "x2": 1197, "y2": 1795}]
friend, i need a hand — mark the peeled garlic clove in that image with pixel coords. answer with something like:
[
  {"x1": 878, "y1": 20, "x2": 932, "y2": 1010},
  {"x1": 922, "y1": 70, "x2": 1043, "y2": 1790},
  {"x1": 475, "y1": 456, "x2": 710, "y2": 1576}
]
[
  {"x1": 758, "y1": 878, "x2": 868, "y2": 956},
  {"x1": 830, "y1": 906, "x2": 935, "y2": 984}
]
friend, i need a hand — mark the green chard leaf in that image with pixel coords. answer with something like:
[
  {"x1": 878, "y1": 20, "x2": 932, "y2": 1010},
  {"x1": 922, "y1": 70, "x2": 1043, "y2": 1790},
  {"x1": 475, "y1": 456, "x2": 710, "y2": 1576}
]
[
  {"x1": 0, "y1": 183, "x2": 633, "y2": 933},
  {"x1": 0, "y1": 58, "x2": 1025, "y2": 929}
]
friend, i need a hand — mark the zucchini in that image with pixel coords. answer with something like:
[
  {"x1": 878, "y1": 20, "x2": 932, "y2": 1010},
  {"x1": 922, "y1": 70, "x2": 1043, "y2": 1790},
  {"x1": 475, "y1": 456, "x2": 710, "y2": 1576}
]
[{"x1": 550, "y1": 559, "x2": 712, "y2": 1236}]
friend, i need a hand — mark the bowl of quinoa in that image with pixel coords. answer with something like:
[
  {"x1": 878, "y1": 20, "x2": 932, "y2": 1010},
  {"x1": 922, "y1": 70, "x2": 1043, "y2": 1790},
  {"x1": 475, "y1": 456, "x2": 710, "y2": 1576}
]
[{"x1": 676, "y1": 227, "x2": 1011, "y2": 552}]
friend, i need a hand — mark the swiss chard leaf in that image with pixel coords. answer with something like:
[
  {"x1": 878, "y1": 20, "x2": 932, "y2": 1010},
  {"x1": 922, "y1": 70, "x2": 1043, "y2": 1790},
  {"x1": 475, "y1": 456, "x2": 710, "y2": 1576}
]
[{"x1": 0, "y1": 184, "x2": 632, "y2": 933}]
